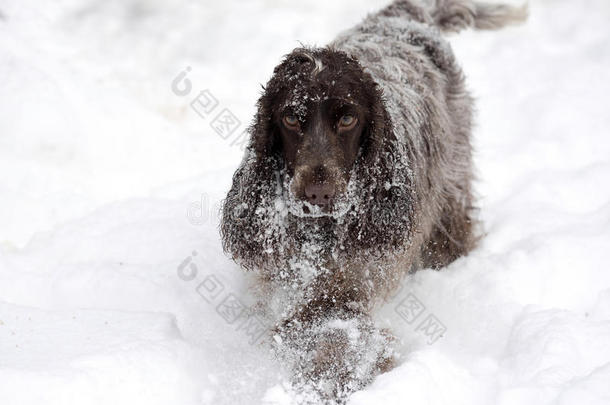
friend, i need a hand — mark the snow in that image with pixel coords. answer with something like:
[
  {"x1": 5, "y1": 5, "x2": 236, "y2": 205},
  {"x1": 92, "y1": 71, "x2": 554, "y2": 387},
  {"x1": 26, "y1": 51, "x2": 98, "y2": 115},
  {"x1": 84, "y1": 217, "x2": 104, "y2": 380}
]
[{"x1": 1, "y1": 0, "x2": 609, "y2": 404}]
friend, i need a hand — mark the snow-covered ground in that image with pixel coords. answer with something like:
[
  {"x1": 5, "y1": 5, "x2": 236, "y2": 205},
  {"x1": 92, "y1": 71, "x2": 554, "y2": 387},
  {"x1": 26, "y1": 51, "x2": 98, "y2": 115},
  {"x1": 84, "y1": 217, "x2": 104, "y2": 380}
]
[{"x1": 1, "y1": 0, "x2": 609, "y2": 403}]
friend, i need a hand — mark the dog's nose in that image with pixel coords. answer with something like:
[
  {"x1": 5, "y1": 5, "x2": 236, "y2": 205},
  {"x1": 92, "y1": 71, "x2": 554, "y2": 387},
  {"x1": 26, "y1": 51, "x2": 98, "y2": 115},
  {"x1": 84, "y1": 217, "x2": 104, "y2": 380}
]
[{"x1": 304, "y1": 183, "x2": 335, "y2": 207}]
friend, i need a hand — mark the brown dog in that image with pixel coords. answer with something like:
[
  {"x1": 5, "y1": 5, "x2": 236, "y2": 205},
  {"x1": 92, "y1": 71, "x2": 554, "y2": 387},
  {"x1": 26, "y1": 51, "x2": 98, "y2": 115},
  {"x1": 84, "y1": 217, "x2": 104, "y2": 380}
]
[{"x1": 221, "y1": 0, "x2": 526, "y2": 402}]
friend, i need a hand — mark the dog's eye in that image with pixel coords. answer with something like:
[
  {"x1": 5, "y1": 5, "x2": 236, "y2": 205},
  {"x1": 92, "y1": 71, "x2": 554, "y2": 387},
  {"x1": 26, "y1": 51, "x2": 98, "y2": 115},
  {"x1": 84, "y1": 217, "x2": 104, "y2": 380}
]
[
  {"x1": 283, "y1": 115, "x2": 299, "y2": 128},
  {"x1": 338, "y1": 114, "x2": 357, "y2": 129}
]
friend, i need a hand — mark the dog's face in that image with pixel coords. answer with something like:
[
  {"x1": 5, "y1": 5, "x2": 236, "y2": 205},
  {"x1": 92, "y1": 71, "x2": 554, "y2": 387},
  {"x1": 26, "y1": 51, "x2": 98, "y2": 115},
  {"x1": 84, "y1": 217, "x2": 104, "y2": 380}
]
[
  {"x1": 276, "y1": 96, "x2": 365, "y2": 212},
  {"x1": 266, "y1": 49, "x2": 375, "y2": 214}
]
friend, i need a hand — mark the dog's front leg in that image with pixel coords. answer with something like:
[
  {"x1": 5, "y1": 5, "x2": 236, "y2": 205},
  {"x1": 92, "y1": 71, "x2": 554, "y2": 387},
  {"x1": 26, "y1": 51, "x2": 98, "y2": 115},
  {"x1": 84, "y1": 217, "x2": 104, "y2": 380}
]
[{"x1": 272, "y1": 274, "x2": 397, "y2": 402}]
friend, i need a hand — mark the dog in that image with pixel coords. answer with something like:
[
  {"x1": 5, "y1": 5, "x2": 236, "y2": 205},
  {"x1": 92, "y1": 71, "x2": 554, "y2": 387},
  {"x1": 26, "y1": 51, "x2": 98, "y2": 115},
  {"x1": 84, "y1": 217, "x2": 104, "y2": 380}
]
[{"x1": 221, "y1": 0, "x2": 526, "y2": 402}]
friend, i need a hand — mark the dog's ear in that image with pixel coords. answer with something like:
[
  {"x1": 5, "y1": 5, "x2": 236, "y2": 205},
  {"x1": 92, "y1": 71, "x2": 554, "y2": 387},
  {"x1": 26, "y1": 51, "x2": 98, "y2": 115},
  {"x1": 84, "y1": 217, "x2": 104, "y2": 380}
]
[
  {"x1": 341, "y1": 78, "x2": 416, "y2": 258},
  {"x1": 221, "y1": 75, "x2": 285, "y2": 271},
  {"x1": 221, "y1": 91, "x2": 282, "y2": 270}
]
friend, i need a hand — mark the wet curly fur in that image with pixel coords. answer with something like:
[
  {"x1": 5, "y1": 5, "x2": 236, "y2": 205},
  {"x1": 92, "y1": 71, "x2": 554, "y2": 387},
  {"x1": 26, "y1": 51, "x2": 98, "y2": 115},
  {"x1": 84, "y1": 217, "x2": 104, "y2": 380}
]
[{"x1": 221, "y1": 0, "x2": 526, "y2": 402}]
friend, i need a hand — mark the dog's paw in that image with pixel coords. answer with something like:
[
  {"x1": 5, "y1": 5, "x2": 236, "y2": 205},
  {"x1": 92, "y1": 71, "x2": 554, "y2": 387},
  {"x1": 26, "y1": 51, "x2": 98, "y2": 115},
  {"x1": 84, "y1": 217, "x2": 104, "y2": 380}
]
[{"x1": 279, "y1": 314, "x2": 397, "y2": 403}]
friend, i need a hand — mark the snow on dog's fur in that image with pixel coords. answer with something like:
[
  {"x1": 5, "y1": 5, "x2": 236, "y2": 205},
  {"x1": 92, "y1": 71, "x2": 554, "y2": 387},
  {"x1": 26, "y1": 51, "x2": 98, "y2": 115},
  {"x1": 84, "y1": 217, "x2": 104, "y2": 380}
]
[{"x1": 221, "y1": 0, "x2": 526, "y2": 401}]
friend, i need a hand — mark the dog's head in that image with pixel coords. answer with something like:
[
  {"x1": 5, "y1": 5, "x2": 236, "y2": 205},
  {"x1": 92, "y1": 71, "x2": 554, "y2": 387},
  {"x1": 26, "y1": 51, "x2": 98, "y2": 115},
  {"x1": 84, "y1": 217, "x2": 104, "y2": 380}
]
[
  {"x1": 222, "y1": 47, "x2": 415, "y2": 272},
  {"x1": 252, "y1": 48, "x2": 385, "y2": 216}
]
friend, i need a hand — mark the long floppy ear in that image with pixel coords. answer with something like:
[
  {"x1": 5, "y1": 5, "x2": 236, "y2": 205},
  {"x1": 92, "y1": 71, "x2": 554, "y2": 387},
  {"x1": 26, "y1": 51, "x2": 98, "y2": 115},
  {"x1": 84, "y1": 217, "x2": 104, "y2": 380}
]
[
  {"x1": 338, "y1": 77, "x2": 416, "y2": 259},
  {"x1": 220, "y1": 82, "x2": 284, "y2": 271}
]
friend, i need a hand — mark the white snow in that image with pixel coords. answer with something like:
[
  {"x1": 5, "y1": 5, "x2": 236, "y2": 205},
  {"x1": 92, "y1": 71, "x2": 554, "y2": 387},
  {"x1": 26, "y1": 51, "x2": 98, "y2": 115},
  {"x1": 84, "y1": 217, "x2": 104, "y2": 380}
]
[{"x1": 1, "y1": 0, "x2": 609, "y2": 404}]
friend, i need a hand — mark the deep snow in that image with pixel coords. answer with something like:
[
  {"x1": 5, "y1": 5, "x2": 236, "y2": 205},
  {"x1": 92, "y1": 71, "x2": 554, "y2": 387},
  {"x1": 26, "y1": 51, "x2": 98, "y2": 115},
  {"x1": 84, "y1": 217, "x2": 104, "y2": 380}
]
[{"x1": 1, "y1": 0, "x2": 610, "y2": 404}]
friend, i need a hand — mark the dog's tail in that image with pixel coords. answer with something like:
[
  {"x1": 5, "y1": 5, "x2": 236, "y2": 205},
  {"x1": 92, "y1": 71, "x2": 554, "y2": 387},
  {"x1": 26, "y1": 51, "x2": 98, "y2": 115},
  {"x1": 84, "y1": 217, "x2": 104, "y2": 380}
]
[{"x1": 429, "y1": 0, "x2": 528, "y2": 33}]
